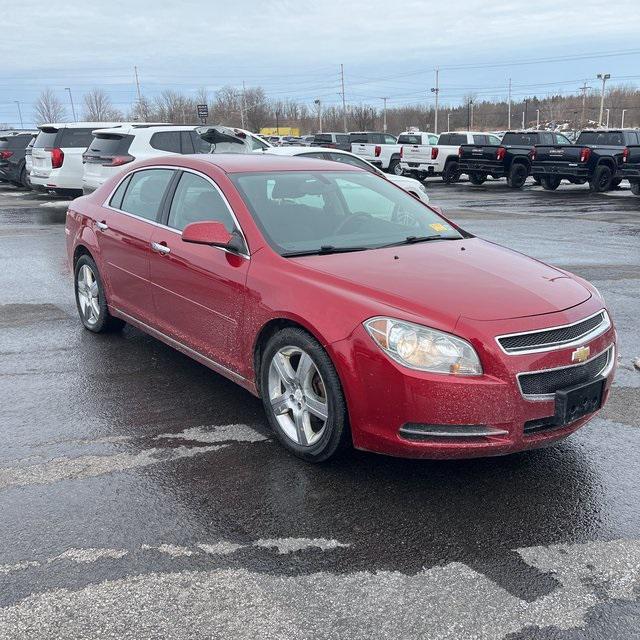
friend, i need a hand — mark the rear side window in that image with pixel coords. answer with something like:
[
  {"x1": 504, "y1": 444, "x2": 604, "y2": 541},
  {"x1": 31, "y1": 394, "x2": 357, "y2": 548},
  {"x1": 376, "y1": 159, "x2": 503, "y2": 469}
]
[
  {"x1": 120, "y1": 169, "x2": 174, "y2": 221},
  {"x1": 167, "y1": 172, "x2": 234, "y2": 232},
  {"x1": 59, "y1": 128, "x2": 95, "y2": 149},
  {"x1": 150, "y1": 132, "x2": 181, "y2": 153},
  {"x1": 191, "y1": 132, "x2": 213, "y2": 153},
  {"x1": 109, "y1": 175, "x2": 132, "y2": 209},
  {"x1": 180, "y1": 131, "x2": 195, "y2": 154},
  {"x1": 438, "y1": 133, "x2": 467, "y2": 146},
  {"x1": 384, "y1": 134, "x2": 397, "y2": 144},
  {"x1": 624, "y1": 131, "x2": 639, "y2": 144},
  {"x1": 34, "y1": 130, "x2": 59, "y2": 148},
  {"x1": 87, "y1": 134, "x2": 132, "y2": 155},
  {"x1": 249, "y1": 135, "x2": 269, "y2": 151}
]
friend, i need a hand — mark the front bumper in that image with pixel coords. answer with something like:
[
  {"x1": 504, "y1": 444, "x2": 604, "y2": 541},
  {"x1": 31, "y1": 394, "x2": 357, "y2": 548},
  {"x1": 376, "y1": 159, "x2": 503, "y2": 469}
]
[{"x1": 329, "y1": 301, "x2": 616, "y2": 459}]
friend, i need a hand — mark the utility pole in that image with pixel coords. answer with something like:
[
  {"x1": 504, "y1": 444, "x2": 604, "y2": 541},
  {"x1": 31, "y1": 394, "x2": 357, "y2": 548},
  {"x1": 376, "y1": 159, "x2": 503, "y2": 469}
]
[
  {"x1": 430, "y1": 67, "x2": 440, "y2": 134},
  {"x1": 240, "y1": 81, "x2": 247, "y2": 129},
  {"x1": 65, "y1": 87, "x2": 76, "y2": 122},
  {"x1": 314, "y1": 99, "x2": 322, "y2": 133},
  {"x1": 580, "y1": 81, "x2": 591, "y2": 129},
  {"x1": 507, "y1": 78, "x2": 512, "y2": 130},
  {"x1": 597, "y1": 73, "x2": 610, "y2": 127},
  {"x1": 134, "y1": 65, "x2": 144, "y2": 121},
  {"x1": 536, "y1": 109, "x2": 540, "y2": 129},
  {"x1": 605, "y1": 108, "x2": 610, "y2": 129},
  {"x1": 467, "y1": 99, "x2": 473, "y2": 131},
  {"x1": 380, "y1": 97, "x2": 388, "y2": 132},
  {"x1": 340, "y1": 63, "x2": 347, "y2": 133},
  {"x1": 621, "y1": 109, "x2": 627, "y2": 128},
  {"x1": 447, "y1": 112, "x2": 451, "y2": 131},
  {"x1": 523, "y1": 98, "x2": 528, "y2": 129},
  {"x1": 14, "y1": 101, "x2": 23, "y2": 128},
  {"x1": 521, "y1": 111, "x2": 525, "y2": 129}
]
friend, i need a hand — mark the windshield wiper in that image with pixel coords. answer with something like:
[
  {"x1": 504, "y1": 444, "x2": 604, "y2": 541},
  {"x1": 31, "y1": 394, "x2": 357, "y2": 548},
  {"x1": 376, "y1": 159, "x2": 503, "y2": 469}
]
[
  {"x1": 378, "y1": 234, "x2": 450, "y2": 248},
  {"x1": 281, "y1": 245, "x2": 370, "y2": 257}
]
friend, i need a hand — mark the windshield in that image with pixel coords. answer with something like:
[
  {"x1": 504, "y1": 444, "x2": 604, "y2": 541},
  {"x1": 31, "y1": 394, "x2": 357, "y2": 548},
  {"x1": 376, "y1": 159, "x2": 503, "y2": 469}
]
[{"x1": 231, "y1": 170, "x2": 464, "y2": 255}]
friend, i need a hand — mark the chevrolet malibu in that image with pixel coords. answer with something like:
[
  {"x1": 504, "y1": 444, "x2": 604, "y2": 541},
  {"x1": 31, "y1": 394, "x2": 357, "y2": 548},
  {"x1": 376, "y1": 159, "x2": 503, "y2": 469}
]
[{"x1": 65, "y1": 154, "x2": 616, "y2": 462}]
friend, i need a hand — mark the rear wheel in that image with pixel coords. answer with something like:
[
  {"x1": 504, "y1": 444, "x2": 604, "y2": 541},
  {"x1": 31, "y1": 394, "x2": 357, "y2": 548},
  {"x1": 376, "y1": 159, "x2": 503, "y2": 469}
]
[
  {"x1": 388, "y1": 159, "x2": 403, "y2": 176},
  {"x1": 589, "y1": 165, "x2": 613, "y2": 192},
  {"x1": 20, "y1": 165, "x2": 30, "y2": 189},
  {"x1": 541, "y1": 175, "x2": 561, "y2": 191},
  {"x1": 507, "y1": 163, "x2": 528, "y2": 188},
  {"x1": 468, "y1": 172, "x2": 486, "y2": 185},
  {"x1": 442, "y1": 160, "x2": 460, "y2": 184},
  {"x1": 631, "y1": 181, "x2": 640, "y2": 196},
  {"x1": 532, "y1": 176, "x2": 542, "y2": 185},
  {"x1": 74, "y1": 255, "x2": 125, "y2": 333},
  {"x1": 260, "y1": 327, "x2": 349, "y2": 462}
]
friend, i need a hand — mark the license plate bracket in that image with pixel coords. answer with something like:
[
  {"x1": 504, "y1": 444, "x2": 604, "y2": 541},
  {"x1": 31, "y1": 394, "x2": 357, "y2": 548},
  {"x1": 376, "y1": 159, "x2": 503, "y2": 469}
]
[{"x1": 554, "y1": 377, "x2": 605, "y2": 425}]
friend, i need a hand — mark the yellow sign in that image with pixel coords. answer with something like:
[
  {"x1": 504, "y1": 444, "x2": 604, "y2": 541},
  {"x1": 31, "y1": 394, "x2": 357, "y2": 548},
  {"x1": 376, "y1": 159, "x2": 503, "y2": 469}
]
[{"x1": 429, "y1": 223, "x2": 448, "y2": 232}]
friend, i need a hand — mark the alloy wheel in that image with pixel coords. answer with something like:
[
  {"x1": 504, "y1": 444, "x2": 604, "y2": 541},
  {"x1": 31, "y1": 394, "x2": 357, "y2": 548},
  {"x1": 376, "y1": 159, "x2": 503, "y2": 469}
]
[
  {"x1": 76, "y1": 264, "x2": 100, "y2": 326},
  {"x1": 267, "y1": 346, "x2": 329, "y2": 447}
]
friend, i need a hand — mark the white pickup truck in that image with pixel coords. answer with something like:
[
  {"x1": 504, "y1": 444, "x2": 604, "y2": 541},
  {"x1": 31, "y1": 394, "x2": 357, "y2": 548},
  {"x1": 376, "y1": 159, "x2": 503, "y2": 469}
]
[
  {"x1": 350, "y1": 131, "x2": 437, "y2": 175},
  {"x1": 400, "y1": 131, "x2": 501, "y2": 182}
]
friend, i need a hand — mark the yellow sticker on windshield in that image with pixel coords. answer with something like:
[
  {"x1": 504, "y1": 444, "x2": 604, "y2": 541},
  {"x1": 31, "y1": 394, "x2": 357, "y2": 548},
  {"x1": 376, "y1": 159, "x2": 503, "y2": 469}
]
[{"x1": 429, "y1": 223, "x2": 448, "y2": 232}]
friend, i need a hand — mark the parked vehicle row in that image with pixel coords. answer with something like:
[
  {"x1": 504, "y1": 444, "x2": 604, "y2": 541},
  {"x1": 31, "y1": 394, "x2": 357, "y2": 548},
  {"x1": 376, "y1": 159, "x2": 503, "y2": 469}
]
[{"x1": 0, "y1": 130, "x2": 38, "y2": 187}]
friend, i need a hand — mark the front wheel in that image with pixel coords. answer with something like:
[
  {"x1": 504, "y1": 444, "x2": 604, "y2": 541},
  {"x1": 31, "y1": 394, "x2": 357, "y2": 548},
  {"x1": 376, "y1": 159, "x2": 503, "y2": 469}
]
[
  {"x1": 388, "y1": 159, "x2": 403, "y2": 176},
  {"x1": 468, "y1": 172, "x2": 486, "y2": 185},
  {"x1": 541, "y1": 175, "x2": 561, "y2": 191},
  {"x1": 442, "y1": 161, "x2": 460, "y2": 184},
  {"x1": 507, "y1": 163, "x2": 528, "y2": 188},
  {"x1": 260, "y1": 328, "x2": 349, "y2": 462},
  {"x1": 74, "y1": 255, "x2": 125, "y2": 333},
  {"x1": 589, "y1": 165, "x2": 613, "y2": 192}
]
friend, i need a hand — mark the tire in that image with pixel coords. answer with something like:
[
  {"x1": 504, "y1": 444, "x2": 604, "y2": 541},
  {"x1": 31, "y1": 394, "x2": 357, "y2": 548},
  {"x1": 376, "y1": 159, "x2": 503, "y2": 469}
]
[
  {"x1": 507, "y1": 163, "x2": 528, "y2": 188},
  {"x1": 388, "y1": 159, "x2": 403, "y2": 176},
  {"x1": 468, "y1": 172, "x2": 486, "y2": 185},
  {"x1": 260, "y1": 327, "x2": 349, "y2": 462},
  {"x1": 631, "y1": 182, "x2": 640, "y2": 196},
  {"x1": 442, "y1": 160, "x2": 460, "y2": 184},
  {"x1": 532, "y1": 176, "x2": 542, "y2": 185},
  {"x1": 610, "y1": 177, "x2": 622, "y2": 188},
  {"x1": 19, "y1": 165, "x2": 30, "y2": 189},
  {"x1": 74, "y1": 254, "x2": 125, "y2": 333},
  {"x1": 589, "y1": 165, "x2": 613, "y2": 192},
  {"x1": 541, "y1": 175, "x2": 561, "y2": 191}
]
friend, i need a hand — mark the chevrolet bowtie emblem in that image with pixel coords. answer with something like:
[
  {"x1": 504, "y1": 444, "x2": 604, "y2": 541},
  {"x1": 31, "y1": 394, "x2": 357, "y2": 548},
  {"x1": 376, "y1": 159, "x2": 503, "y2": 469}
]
[{"x1": 572, "y1": 345, "x2": 590, "y2": 363}]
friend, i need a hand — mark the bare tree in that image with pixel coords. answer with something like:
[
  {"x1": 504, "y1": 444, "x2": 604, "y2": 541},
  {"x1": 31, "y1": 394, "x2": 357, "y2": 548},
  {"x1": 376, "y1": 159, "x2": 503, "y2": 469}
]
[
  {"x1": 83, "y1": 89, "x2": 123, "y2": 121},
  {"x1": 34, "y1": 88, "x2": 66, "y2": 124}
]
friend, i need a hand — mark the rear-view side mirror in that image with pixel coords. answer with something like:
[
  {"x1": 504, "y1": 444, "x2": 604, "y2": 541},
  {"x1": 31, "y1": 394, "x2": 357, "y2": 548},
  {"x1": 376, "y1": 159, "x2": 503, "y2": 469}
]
[{"x1": 182, "y1": 221, "x2": 233, "y2": 247}]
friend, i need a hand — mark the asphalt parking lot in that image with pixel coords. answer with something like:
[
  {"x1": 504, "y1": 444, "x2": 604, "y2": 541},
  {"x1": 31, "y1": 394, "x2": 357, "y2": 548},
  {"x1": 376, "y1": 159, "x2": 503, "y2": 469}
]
[{"x1": 0, "y1": 178, "x2": 639, "y2": 639}]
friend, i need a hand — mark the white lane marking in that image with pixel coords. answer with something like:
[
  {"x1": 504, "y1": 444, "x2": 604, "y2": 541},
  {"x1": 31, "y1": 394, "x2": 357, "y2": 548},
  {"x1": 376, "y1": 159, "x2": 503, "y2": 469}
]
[
  {"x1": 0, "y1": 538, "x2": 638, "y2": 639},
  {"x1": 49, "y1": 548, "x2": 128, "y2": 564},
  {"x1": 0, "y1": 561, "x2": 39, "y2": 575},
  {"x1": 197, "y1": 542, "x2": 244, "y2": 556},
  {"x1": 155, "y1": 423, "x2": 269, "y2": 444},
  {"x1": 0, "y1": 444, "x2": 227, "y2": 491},
  {"x1": 140, "y1": 544, "x2": 195, "y2": 558},
  {"x1": 253, "y1": 538, "x2": 350, "y2": 554}
]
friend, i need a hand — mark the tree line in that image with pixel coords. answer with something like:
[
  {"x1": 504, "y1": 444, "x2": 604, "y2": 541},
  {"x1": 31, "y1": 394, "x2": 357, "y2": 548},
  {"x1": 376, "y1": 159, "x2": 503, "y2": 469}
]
[{"x1": 32, "y1": 85, "x2": 640, "y2": 133}]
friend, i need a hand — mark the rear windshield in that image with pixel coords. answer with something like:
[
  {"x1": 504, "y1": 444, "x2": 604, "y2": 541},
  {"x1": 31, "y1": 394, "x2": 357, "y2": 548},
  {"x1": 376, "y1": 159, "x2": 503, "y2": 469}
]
[
  {"x1": 350, "y1": 133, "x2": 376, "y2": 143},
  {"x1": 0, "y1": 134, "x2": 32, "y2": 149},
  {"x1": 501, "y1": 133, "x2": 540, "y2": 146},
  {"x1": 398, "y1": 134, "x2": 423, "y2": 144},
  {"x1": 87, "y1": 134, "x2": 133, "y2": 155},
  {"x1": 576, "y1": 131, "x2": 626, "y2": 146},
  {"x1": 34, "y1": 130, "x2": 59, "y2": 148},
  {"x1": 438, "y1": 133, "x2": 467, "y2": 146},
  {"x1": 59, "y1": 128, "x2": 95, "y2": 148},
  {"x1": 314, "y1": 134, "x2": 333, "y2": 143}
]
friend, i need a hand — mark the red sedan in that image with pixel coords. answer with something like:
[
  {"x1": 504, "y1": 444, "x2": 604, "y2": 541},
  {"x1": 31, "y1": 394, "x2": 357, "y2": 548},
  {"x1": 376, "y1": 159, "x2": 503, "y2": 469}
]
[{"x1": 66, "y1": 154, "x2": 616, "y2": 462}]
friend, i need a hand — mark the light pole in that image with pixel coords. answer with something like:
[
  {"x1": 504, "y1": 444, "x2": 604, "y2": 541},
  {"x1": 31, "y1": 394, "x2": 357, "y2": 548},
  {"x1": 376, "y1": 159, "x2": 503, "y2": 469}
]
[
  {"x1": 467, "y1": 99, "x2": 473, "y2": 131},
  {"x1": 14, "y1": 101, "x2": 23, "y2": 128},
  {"x1": 597, "y1": 73, "x2": 610, "y2": 127},
  {"x1": 430, "y1": 67, "x2": 440, "y2": 134},
  {"x1": 536, "y1": 109, "x2": 540, "y2": 129},
  {"x1": 65, "y1": 87, "x2": 76, "y2": 122},
  {"x1": 380, "y1": 97, "x2": 388, "y2": 133},
  {"x1": 621, "y1": 109, "x2": 627, "y2": 128},
  {"x1": 605, "y1": 108, "x2": 610, "y2": 129},
  {"x1": 447, "y1": 113, "x2": 451, "y2": 132},
  {"x1": 314, "y1": 99, "x2": 322, "y2": 133}
]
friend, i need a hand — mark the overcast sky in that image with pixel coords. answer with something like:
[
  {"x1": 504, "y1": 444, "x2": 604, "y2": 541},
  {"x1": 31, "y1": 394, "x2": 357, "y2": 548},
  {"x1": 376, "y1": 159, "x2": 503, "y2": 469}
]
[{"x1": 2, "y1": 0, "x2": 640, "y2": 126}]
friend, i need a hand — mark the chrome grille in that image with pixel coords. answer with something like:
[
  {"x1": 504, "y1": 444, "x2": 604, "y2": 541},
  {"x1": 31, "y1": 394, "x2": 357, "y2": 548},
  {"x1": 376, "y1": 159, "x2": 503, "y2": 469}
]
[
  {"x1": 518, "y1": 346, "x2": 613, "y2": 398},
  {"x1": 498, "y1": 311, "x2": 609, "y2": 354}
]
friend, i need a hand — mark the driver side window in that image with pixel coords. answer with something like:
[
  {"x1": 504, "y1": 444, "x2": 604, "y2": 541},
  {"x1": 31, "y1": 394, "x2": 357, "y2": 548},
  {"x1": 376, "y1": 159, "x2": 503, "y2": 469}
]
[{"x1": 167, "y1": 171, "x2": 235, "y2": 232}]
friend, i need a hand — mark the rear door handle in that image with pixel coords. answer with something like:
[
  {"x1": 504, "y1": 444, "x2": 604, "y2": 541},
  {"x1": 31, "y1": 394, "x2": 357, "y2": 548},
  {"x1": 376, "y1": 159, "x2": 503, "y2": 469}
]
[
  {"x1": 151, "y1": 241, "x2": 171, "y2": 255},
  {"x1": 96, "y1": 221, "x2": 108, "y2": 231}
]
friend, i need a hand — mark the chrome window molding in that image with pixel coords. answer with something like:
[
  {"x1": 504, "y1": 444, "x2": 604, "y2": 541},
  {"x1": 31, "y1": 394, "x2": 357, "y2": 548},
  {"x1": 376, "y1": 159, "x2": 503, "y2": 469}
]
[
  {"x1": 101, "y1": 165, "x2": 250, "y2": 260},
  {"x1": 517, "y1": 344, "x2": 615, "y2": 402},
  {"x1": 495, "y1": 309, "x2": 610, "y2": 356}
]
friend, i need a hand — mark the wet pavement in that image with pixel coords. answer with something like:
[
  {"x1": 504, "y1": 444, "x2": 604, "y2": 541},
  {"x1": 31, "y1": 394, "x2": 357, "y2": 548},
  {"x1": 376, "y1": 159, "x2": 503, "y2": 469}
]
[{"x1": 0, "y1": 178, "x2": 638, "y2": 639}]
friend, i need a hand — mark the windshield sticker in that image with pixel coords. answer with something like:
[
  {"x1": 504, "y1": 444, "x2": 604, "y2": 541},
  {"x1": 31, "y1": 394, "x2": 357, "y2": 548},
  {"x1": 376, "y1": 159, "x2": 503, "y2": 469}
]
[{"x1": 429, "y1": 223, "x2": 448, "y2": 232}]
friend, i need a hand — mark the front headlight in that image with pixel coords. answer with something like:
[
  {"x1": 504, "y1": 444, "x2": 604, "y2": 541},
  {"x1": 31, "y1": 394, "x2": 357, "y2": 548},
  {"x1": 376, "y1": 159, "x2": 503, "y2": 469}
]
[{"x1": 364, "y1": 317, "x2": 482, "y2": 375}]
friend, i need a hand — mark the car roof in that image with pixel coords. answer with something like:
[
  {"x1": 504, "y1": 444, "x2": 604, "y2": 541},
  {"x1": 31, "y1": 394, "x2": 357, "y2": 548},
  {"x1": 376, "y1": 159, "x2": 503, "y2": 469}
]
[
  {"x1": 38, "y1": 122, "x2": 127, "y2": 131},
  {"x1": 145, "y1": 153, "x2": 365, "y2": 174},
  {"x1": 92, "y1": 124, "x2": 195, "y2": 135}
]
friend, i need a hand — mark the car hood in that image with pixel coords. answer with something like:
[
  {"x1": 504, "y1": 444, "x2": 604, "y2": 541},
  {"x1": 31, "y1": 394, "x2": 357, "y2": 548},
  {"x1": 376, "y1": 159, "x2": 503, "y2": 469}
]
[
  {"x1": 294, "y1": 238, "x2": 591, "y2": 326},
  {"x1": 387, "y1": 175, "x2": 422, "y2": 190}
]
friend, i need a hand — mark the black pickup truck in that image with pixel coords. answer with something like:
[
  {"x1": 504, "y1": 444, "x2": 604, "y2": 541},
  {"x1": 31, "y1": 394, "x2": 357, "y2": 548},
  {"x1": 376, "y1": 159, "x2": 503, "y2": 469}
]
[
  {"x1": 531, "y1": 129, "x2": 640, "y2": 192},
  {"x1": 458, "y1": 131, "x2": 572, "y2": 188},
  {"x1": 622, "y1": 145, "x2": 640, "y2": 196}
]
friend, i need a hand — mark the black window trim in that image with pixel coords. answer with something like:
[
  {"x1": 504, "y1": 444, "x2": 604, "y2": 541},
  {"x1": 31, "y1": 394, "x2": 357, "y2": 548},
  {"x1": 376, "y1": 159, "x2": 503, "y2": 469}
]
[{"x1": 103, "y1": 165, "x2": 250, "y2": 259}]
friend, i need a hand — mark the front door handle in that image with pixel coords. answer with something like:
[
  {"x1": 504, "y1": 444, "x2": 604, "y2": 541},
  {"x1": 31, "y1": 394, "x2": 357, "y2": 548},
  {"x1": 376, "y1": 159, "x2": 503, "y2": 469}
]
[
  {"x1": 96, "y1": 221, "x2": 108, "y2": 231},
  {"x1": 151, "y1": 241, "x2": 171, "y2": 255}
]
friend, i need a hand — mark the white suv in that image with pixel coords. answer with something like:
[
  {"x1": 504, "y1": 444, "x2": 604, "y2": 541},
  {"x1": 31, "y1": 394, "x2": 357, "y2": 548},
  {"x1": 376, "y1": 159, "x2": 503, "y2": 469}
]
[
  {"x1": 30, "y1": 122, "x2": 126, "y2": 195},
  {"x1": 82, "y1": 124, "x2": 271, "y2": 193}
]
